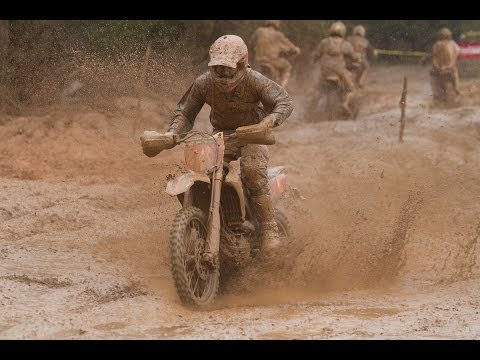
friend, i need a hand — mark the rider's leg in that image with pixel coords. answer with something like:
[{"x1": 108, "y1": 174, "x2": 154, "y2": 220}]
[
  {"x1": 276, "y1": 58, "x2": 292, "y2": 88},
  {"x1": 452, "y1": 67, "x2": 461, "y2": 95},
  {"x1": 357, "y1": 61, "x2": 369, "y2": 88},
  {"x1": 339, "y1": 69, "x2": 356, "y2": 116},
  {"x1": 241, "y1": 144, "x2": 280, "y2": 250},
  {"x1": 430, "y1": 70, "x2": 441, "y2": 103}
]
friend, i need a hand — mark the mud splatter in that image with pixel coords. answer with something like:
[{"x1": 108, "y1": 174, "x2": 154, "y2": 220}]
[{"x1": 3, "y1": 274, "x2": 72, "y2": 288}]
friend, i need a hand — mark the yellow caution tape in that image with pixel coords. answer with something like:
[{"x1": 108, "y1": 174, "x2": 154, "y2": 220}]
[
  {"x1": 461, "y1": 30, "x2": 480, "y2": 38},
  {"x1": 375, "y1": 49, "x2": 428, "y2": 57}
]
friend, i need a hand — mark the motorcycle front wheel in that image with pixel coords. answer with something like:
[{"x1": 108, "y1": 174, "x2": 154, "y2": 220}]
[{"x1": 169, "y1": 206, "x2": 219, "y2": 307}]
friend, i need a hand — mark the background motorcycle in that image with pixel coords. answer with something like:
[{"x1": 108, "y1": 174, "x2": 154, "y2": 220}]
[
  {"x1": 305, "y1": 73, "x2": 360, "y2": 122},
  {"x1": 430, "y1": 67, "x2": 460, "y2": 108}
]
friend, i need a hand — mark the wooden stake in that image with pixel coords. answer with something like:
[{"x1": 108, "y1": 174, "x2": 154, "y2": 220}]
[
  {"x1": 0, "y1": 20, "x2": 9, "y2": 114},
  {"x1": 399, "y1": 76, "x2": 407, "y2": 143}
]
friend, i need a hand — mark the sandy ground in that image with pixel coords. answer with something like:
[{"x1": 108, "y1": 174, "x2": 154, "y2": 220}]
[{"x1": 1, "y1": 64, "x2": 480, "y2": 339}]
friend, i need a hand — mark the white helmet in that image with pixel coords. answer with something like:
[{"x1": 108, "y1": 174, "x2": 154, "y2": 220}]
[
  {"x1": 208, "y1": 34, "x2": 249, "y2": 69},
  {"x1": 438, "y1": 27, "x2": 452, "y2": 40},
  {"x1": 329, "y1": 21, "x2": 346, "y2": 38},
  {"x1": 208, "y1": 35, "x2": 249, "y2": 92},
  {"x1": 264, "y1": 20, "x2": 281, "y2": 29},
  {"x1": 353, "y1": 25, "x2": 366, "y2": 37}
]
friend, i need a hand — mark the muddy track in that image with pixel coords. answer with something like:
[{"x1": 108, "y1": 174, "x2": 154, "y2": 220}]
[{"x1": 1, "y1": 65, "x2": 480, "y2": 339}]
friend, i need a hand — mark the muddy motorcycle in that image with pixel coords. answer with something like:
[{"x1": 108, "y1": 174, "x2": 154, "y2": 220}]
[
  {"x1": 149, "y1": 130, "x2": 290, "y2": 307},
  {"x1": 305, "y1": 74, "x2": 360, "y2": 122},
  {"x1": 347, "y1": 61, "x2": 366, "y2": 89},
  {"x1": 430, "y1": 67, "x2": 460, "y2": 108},
  {"x1": 318, "y1": 74, "x2": 360, "y2": 121}
]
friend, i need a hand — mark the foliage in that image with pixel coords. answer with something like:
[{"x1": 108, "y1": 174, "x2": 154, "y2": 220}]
[{"x1": 0, "y1": 20, "x2": 476, "y2": 111}]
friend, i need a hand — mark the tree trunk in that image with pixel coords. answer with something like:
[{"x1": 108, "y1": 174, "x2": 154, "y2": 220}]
[{"x1": 0, "y1": 20, "x2": 9, "y2": 112}]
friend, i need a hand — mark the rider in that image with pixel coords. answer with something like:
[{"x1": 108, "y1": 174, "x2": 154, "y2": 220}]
[
  {"x1": 141, "y1": 34, "x2": 293, "y2": 252},
  {"x1": 346, "y1": 25, "x2": 376, "y2": 88},
  {"x1": 249, "y1": 20, "x2": 301, "y2": 88},
  {"x1": 429, "y1": 27, "x2": 461, "y2": 101},
  {"x1": 311, "y1": 21, "x2": 361, "y2": 116}
]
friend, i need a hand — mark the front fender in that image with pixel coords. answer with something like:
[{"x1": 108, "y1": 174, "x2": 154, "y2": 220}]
[{"x1": 165, "y1": 172, "x2": 211, "y2": 196}]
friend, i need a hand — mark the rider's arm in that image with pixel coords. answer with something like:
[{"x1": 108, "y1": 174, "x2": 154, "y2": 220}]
[
  {"x1": 366, "y1": 39, "x2": 376, "y2": 60},
  {"x1": 431, "y1": 42, "x2": 441, "y2": 69},
  {"x1": 167, "y1": 74, "x2": 207, "y2": 135},
  {"x1": 253, "y1": 71, "x2": 293, "y2": 127},
  {"x1": 452, "y1": 41, "x2": 461, "y2": 64},
  {"x1": 343, "y1": 41, "x2": 361, "y2": 63}
]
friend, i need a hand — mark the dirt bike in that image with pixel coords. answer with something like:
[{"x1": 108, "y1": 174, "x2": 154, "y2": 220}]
[
  {"x1": 306, "y1": 73, "x2": 360, "y2": 122},
  {"x1": 430, "y1": 67, "x2": 460, "y2": 108},
  {"x1": 148, "y1": 130, "x2": 290, "y2": 308}
]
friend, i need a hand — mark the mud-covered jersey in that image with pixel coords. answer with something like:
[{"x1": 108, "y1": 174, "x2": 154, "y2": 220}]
[
  {"x1": 168, "y1": 68, "x2": 293, "y2": 134},
  {"x1": 347, "y1": 34, "x2": 374, "y2": 62},
  {"x1": 312, "y1": 36, "x2": 360, "y2": 72},
  {"x1": 432, "y1": 39, "x2": 460, "y2": 70}
]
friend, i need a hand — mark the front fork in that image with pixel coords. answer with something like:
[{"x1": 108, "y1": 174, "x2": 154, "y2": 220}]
[{"x1": 201, "y1": 133, "x2": 225, "y2": 269}]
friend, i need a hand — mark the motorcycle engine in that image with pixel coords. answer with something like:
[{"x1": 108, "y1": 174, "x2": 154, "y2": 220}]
[{"x1": 220, "y1": 228, "x2": 251, "y2": 267}]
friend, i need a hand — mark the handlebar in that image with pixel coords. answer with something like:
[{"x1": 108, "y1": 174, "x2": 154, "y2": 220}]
[
  {"x1": 141, "y1": 125, "x2": 274, "y2": 158},
  {"x1": 175, "y1": 131, "x2": 237, "y2": 145},
  {"x1": 180, "y1": 127, "x2": 273, "y2": 146}
]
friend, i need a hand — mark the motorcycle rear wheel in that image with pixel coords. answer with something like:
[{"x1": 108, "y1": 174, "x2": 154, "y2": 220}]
[
  {"x1": 274, "y1": 208, "x2": 291, "y2": 240},
  {"x1": 325, "y1": 85, "x2": 341, "y2": 121},
  {"x1": 169, "y1": 206, "x2": 219, "y2": 307},
  {"x1": 444, "y1": 81, "x2": 459, "y2": 108}
]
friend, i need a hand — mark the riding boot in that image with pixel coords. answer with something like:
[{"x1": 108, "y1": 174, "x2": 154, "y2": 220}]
[
  {"x1": 358, "y1": 70, "x2": 367, "y2": 89},
  {"x1": 341, "y1": 91, "x2": 354, "y2": 117},
  {"x1": 250, "y1": 194, "x2": 280, "y2": 250},
  {"x1": 453, "y1": 72, "x2": 461, "y2": 96}
]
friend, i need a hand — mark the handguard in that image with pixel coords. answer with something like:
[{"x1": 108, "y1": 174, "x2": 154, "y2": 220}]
[
  {"x1": 236, "y1": 116, "x2": 276, "y2": 145},
  {"x1": 140, "y1": 130, "x2": 177, "y2": 157}
]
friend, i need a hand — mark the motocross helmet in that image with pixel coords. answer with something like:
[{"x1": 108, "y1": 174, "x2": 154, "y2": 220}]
[
  {"x1": 353, "y1": 25, "x2": 366, "y2": 37},
  {"x1": 208, "y1": 35, "x2": 249, "y2": 92},
  {"x1": 329, "y1": 21, "x2": 347, "y2": 38},
  {"x1": 438, "y1": 27, "x2": 452, "y2": 40},
  {"x1": 264, "y1": 20, "x2": 281, "y2": 29}
]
